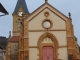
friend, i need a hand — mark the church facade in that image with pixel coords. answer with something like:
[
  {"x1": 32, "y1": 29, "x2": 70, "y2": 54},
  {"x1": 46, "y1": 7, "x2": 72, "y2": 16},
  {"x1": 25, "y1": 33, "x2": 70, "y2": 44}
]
[{"x1": 6, "y1": 0, "x2": 80, "y2": 60}]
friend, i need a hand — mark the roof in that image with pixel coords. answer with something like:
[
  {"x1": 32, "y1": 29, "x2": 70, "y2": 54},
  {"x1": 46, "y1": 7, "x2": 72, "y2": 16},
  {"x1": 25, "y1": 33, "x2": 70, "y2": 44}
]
[
  {"x1": 9, "y1": 36, "x2": 19, "y2": 42},
  {"x1": 0, "y1": 36, "x2": 7, "y2": 49},
  {"x1": 25, "y1": 2, "x2": 69, "y2": 21},
  {"x1": 13, "y1": 0, "x2": 29, "y2": 14},
  {"x1": 0, "y1": 3, "x2": 8, "y2": 14}
]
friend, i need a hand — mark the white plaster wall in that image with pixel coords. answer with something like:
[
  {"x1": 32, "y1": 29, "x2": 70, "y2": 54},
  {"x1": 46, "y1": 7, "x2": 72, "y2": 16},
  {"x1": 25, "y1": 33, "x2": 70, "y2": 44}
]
[
  {"x1": 50, "y1": 31, "x2": 67, "y2": 46},
  {"x1": 29, "y1": 8, "x2": 66, "y2": 30},
  {"x1": 29, "y1": 48, "x2": 39, "y2": 60},
  {"x1": 29, "y1": 31, "x2": 67, "y2": 46},
  {"x1": 29, "y1": 32, "x2": 44, "y2": 46},
  {"x1": 28, "y1": 4, "x2": 68, "y2": 60},
  {"x1": 58, "y1": 48, "x2": 68, "y2": 60}
]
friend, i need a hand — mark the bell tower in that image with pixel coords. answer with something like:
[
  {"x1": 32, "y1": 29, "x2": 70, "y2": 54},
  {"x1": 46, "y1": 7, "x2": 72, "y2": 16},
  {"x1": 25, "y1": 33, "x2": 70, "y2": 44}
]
[{"x1": 12, "y1": 0, "x2": 29, "y2": 36}]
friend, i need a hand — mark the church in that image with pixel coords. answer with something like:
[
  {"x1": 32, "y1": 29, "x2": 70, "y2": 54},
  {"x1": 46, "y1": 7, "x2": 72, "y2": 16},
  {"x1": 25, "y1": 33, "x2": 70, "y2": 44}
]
[{"x1": 6, "y1": 0, "x2": 80, "y2": 60}]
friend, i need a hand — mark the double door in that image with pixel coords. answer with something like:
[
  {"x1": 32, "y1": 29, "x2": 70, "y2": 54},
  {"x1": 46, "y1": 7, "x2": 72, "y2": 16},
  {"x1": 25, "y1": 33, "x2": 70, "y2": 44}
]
[{"x1": 42, "y1": 47, "x2": 54, "y2": 60}]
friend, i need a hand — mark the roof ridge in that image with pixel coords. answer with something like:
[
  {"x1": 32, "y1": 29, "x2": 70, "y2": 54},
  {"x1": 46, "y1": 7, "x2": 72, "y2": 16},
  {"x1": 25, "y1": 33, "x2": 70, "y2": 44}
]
[{"x1": 24, "y1": 2, "x2": 68, "y2": 21}]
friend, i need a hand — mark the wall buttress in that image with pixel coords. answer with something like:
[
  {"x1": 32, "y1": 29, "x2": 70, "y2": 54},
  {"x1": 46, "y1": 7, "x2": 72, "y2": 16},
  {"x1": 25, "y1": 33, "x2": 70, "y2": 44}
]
[{"x1": 18, "y1": 20, "x2": 28, "y2": 60}]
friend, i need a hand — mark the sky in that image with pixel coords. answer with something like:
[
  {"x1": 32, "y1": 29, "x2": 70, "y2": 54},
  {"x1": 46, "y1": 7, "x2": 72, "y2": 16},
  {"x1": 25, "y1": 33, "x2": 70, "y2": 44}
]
[{"x1": 0, "y1": 0, "x2": 80, "y2": 45}]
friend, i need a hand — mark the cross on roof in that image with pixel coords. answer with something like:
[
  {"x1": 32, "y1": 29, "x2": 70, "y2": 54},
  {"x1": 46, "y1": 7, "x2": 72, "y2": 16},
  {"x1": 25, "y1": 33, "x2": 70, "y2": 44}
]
[{"x1": 45, "y1": 0, "x2": 48, "y2": 3}]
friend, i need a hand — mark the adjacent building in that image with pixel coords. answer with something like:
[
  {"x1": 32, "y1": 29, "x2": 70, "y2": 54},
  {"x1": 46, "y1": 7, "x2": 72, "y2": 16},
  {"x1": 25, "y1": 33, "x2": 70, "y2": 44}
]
[
  {"x1": 0, "y1": 2, "x2": 8, "y2": 60},
  {"x1": 6, "y1": 0, "x2": 80, "y2": 60},
  {"x1": 0, "y1": 3, "x2": 8, "y2": 17},
  {"x1": 75, "y1": 37, "x2": 80, "y2": 60},
  {"x1": 79, "y1": 46, "x2": 80, "y2": 58},
  {"x1": 0, "y1": 36, "x2": 7, "y2": 60}
]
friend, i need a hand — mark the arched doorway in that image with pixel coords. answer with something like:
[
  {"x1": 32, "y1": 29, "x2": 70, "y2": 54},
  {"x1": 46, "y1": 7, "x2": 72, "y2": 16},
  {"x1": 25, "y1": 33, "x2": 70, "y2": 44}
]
[{"x1": 38, "y1": 33, "x2": 58, "y2": 60}]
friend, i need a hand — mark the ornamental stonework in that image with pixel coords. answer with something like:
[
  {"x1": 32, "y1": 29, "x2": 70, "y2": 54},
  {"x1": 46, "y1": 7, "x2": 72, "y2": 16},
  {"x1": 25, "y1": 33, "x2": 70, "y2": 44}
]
[
  {"x1": 67, "y1": 37, "x2": 76, "y2": 48},
  {"x1": 66, "y1": 20, "x2": 74, "y2": 37}
]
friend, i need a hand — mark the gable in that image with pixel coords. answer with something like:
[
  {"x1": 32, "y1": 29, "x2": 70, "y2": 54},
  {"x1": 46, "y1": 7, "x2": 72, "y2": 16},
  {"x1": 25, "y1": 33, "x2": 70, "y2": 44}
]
[
  {"x1": 28, "y1": 7, "x2": 66, "y2": 30},
  {"x1": 25, "y1": 3, "x2": 68, "y2": 22}
]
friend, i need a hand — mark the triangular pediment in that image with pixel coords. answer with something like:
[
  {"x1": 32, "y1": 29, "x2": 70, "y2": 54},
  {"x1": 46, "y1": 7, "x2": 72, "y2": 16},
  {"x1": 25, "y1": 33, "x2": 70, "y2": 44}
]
[{"x1": 26, "y1": 2, "x2": 69, "y2": 22}]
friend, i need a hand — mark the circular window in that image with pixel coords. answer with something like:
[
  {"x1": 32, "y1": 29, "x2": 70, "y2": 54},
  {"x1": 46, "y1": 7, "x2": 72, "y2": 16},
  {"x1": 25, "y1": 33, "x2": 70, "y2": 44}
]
[
  {"x1": 42, "y1": 20, "x2": 52, "y2": 29},
  {"x1": 43, "y1": 21, "x2": 51, "y2": 28}
]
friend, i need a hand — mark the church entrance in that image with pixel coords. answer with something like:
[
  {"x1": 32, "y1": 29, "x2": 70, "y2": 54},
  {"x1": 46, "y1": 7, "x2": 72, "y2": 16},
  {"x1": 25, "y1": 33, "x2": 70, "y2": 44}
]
[
  {"x1": 42, "y1": 46, "x2": 54, "y2": 60},
  {"x1": 38, "y1": 33, "x2": 58, "y2": 60}
]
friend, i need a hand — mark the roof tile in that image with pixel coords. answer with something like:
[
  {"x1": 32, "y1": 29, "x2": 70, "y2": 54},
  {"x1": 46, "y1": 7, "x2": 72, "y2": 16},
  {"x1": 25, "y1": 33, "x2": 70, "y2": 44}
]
[{"x1": 9, "y1": 36, "x2": 20, "y2": 42}]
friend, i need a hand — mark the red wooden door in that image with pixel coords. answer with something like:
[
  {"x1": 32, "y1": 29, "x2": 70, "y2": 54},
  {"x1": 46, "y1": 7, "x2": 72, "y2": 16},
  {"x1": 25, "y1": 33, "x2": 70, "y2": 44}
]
[{"x1": 42, "y1": 47, "x2": 54, "y2": 60}]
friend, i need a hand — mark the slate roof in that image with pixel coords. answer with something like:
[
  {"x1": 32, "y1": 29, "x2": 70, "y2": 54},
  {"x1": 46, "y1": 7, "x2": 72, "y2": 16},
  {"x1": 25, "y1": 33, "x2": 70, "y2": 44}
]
[
  {"x1": 9, "y1": 36, "x2": 19, "y2": 42},
  {"x1": 0, "y1": 3, "x2": 8, "y2": 14},
  {"x1": 13, "y1": 0, "x2": 29, "y2": 14},
  {"x1": 0, "y1": 37, "x2": 7, "y2": 49}
]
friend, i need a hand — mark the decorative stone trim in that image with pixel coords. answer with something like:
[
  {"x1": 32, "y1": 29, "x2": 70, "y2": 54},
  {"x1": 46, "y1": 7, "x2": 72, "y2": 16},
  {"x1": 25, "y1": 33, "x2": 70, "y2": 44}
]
[
  {"x1": 42, "y1": 19, "x2": 53, "y2": 29},
  {"x1": 38, "y1": 33, "x2": 58, "y2": 60},
  {"x1": 44, "y1": 11, "x2": 49, "y2": 17}
]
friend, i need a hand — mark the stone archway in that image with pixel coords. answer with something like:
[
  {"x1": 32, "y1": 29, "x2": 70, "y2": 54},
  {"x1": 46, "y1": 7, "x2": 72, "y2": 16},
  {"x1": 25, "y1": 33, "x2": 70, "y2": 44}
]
[{"x1": 37, "y1": 33, "x2": 59, "y2": 60}]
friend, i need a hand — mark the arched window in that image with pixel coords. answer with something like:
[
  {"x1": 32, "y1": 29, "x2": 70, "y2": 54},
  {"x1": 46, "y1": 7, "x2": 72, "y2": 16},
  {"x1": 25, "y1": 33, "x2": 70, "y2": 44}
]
[
  {"x1": 18, "y1": 19, "x2": 21, "y2": 30},
  {"x1": 42, "y1": 37, "x2": 53, "y2": 43}
]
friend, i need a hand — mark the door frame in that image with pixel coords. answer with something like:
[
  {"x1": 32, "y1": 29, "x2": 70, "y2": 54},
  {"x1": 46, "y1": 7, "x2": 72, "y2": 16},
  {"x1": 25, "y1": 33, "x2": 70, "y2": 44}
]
[{"x1": 38, "y1": 33, "x2": 58, "y2": 60}]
